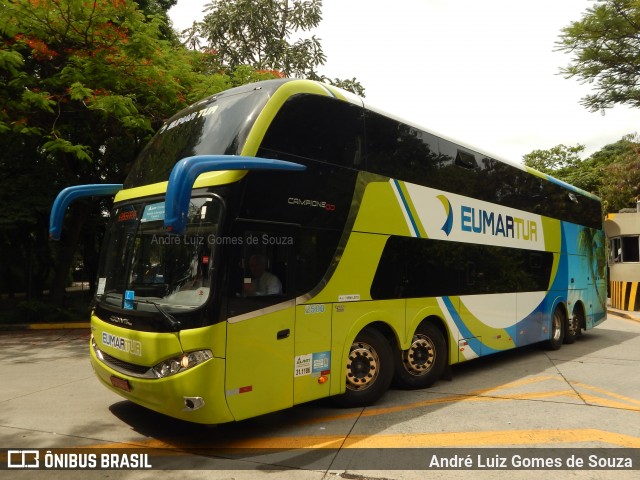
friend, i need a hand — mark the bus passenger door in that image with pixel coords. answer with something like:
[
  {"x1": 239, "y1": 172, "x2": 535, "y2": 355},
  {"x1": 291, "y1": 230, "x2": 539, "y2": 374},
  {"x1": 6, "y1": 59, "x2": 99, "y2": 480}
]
[
  {"x1": 224, "y1": 224, "x2": 296, "y2": 421},
  {"x1": 226, "y1": 309, "x2": 294, "y2": 420},
  {"x1": 294, "y1": 303, "x2": 332, "y2": 405}
]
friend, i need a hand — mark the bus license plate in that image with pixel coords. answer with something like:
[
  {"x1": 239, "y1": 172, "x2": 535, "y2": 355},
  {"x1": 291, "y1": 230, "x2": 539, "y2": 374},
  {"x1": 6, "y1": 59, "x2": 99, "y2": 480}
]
[{"x1": 110, "y1": 375, "x2": 131, "y2": 392}]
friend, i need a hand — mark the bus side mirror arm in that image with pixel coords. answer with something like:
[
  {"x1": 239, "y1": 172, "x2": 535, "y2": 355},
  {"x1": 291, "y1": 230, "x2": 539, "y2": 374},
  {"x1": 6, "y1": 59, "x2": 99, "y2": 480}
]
[
  {"x1": 164, "y1": 155, "x2": 306, "y2": 234},
  {"x1": 49, "y1": 184, "x2": 123, "y2": 240}
]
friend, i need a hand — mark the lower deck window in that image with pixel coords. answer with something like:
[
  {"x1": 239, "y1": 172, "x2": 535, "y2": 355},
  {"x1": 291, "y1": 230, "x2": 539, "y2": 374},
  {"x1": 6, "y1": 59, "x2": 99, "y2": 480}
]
[{"x1": 371, "y1": 236, "x2": 554, "y2": 299}]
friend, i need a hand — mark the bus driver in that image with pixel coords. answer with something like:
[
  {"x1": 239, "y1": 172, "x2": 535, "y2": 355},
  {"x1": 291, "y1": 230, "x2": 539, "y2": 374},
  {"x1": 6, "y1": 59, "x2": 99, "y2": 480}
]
[{"x1": 243, "y1": 254, "x2": 282, "y2": 296}]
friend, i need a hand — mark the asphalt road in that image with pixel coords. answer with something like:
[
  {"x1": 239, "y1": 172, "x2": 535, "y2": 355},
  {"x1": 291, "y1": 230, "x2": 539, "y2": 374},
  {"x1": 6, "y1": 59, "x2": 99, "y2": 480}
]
[{"x1": 0, "y1": 311, "x2": 639, "y2": 479}]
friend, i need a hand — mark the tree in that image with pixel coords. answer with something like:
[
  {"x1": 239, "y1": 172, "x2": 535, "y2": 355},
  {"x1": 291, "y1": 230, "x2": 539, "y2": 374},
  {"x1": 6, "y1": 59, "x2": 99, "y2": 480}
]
[
  {"x1": 0, "y1": 1, "x2": 274, "y2": 305},
  {"x1": 521, "y1": 143, "x2": 603, "y2": 194},
  {"x1": 137, "y1": 0, "x2": 178, "y2": 16},
  {"x1": 190, "y1": 0, "x2": 365, "y2": 96},
  {"x1": 557, "y1": 0, "x2": 640, "y2": 112},
  {"x1": 522, "y1": 134, "x2": 640, "y2": 214},
  {"x1": 135, "y1": 0, "x2": 179, "y2": 41},
  {"x1": 598, "y1": 133, "x2": 640, "y2": 213},
  {"x1": 522, "y1": 144, "x2": 585, "y2": 175}
]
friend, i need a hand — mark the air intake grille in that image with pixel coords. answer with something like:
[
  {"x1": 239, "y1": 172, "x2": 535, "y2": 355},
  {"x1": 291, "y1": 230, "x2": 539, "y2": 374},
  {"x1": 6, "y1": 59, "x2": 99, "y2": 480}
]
[{"x1": 94, "y1": 345, "x2": 157, "y2": 379}]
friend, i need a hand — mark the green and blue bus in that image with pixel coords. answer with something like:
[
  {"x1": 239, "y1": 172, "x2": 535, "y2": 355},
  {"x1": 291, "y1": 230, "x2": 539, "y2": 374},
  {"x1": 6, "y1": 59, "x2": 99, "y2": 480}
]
[{"x1": 50, "y1": 79, "x2": 607, "y2": 424}]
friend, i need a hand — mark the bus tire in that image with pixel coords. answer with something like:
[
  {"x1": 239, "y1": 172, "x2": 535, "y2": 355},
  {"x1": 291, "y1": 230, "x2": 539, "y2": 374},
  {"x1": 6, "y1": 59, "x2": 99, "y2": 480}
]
[
  {"x1": 564, "y1": 308, "x2": 582, "y2": 344},
  {"x1": 333, "y1": 328, "x2": 393, "y2": 407},
  {"x1": 544, "y1": 307, "x2": 565, "y2": 350},
  {"x1": 393, "y1": 322, "x2": 446, "y2": 389}
]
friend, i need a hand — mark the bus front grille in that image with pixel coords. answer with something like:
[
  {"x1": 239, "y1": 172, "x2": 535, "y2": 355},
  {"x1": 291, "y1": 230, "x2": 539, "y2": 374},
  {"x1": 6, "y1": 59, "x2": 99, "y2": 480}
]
[{"x1": 91, "y1": 337, "x2": 158, "y2": 379}]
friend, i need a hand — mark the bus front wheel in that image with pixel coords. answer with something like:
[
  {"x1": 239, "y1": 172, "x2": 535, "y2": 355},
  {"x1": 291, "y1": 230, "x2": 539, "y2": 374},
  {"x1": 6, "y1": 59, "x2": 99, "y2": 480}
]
[
  {"x1": 334, "y1": 328, "x2": 393, "y2": 407},
  {"x1": 394, "y1": 322, "x2": 446, "y2": 389}
]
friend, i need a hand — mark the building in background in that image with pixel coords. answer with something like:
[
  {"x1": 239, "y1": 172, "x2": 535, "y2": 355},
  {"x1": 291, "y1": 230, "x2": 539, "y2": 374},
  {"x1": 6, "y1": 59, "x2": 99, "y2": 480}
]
[{"x1": 605, "y1": 204, "x2": 640, "y2": 311}]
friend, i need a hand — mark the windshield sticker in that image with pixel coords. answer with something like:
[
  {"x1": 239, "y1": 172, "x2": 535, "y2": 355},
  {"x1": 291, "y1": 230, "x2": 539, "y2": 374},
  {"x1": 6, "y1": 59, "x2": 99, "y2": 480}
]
[
  {"x1": 117, "y1": 208, "x2": 137, "y2": 222},
  {"x1": 142, "y1": 202, "x2": 165, "y2": 223},
  {"x1": 96, "y1": 278, "x2": 106, "y2": 296},
  {"x1": 124, "y1": 290, "x2": 135, "y2": 310},
  {"x1": 158, "y1": 105, "x2": 219, "y2": 134}
]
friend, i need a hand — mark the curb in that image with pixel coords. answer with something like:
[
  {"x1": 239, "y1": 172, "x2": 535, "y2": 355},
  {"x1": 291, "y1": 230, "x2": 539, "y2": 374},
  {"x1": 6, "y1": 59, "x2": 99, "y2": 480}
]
[
  {"x1": 0, "y1": 322, "x2": 90, "y2": 332},
  {"x1": 607, "y1": 308, "x2": 640, "y2": 323}
]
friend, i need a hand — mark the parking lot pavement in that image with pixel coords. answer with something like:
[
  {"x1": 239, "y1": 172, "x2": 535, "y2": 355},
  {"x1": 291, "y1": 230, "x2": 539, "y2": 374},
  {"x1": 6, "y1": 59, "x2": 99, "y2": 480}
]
[{"x1": 1, "y1": 313, "x2": 639, "y2": 479}]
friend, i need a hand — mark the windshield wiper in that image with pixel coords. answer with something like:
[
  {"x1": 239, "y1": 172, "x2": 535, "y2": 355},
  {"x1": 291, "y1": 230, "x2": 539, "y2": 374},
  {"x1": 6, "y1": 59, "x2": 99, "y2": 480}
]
[
  {"x1": 96, "y1": 291, "x2": 181, "y2": 332},
  {"x1": 133, "y1": 298, "x2": 182, "y2": 332}
]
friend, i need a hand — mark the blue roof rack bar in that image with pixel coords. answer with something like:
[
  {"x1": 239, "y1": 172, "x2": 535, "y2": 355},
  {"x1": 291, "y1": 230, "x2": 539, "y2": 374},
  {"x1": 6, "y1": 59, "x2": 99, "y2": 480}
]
[
  {"x1": 49, "y1": 184, "x2": 123, "y2": 240},
  {"x1": 165, "y1": 155, "x2": 306, "y2": 234}
]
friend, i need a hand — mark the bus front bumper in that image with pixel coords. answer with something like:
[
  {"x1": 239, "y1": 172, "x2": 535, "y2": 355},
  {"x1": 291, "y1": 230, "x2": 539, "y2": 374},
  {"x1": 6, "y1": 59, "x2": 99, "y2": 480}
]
[{"x1": 90, "y1": 339, "x2": 234, "y2": 425}]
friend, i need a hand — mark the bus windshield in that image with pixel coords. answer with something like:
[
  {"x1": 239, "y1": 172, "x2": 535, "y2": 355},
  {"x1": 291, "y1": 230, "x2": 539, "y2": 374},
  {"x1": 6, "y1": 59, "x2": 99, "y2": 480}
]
[
  {"x1": 96, "y1": 196, "x2": 222, "y2": 312},
  {"x1": 124, "y1": 89, "x2": 270, "y2": 188}
]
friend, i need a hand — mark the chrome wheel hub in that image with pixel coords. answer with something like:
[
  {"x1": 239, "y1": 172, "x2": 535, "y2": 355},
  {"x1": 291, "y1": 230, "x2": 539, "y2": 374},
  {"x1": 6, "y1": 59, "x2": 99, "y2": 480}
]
[{"x1": 552, "y1": 312, "x2": 562, "y2": 342}]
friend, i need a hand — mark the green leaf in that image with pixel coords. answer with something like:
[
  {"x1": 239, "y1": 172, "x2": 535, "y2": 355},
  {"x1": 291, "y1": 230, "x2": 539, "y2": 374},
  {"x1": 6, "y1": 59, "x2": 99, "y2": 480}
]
[
  {"x1": 0, "y1": 50, "x2": 24, "y2": 75},
  {"x1": 42, "y1": 138, "x2": 92, "y2": 163},
  {"x1": 21, "y1": 89, "x2": 55, "y2": 113},
  {"x1": 89, "y1": 94, "x2": 138, "y2": 118},
  {"x1": 68, "y1": 82, "x2": 93, "y2": 102}
]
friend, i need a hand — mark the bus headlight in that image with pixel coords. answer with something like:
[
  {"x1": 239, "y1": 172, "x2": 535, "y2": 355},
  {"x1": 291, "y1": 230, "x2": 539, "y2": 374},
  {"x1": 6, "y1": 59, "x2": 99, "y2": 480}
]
[{"x1": 153, "y1": 350, "x2": 213, "y2": 378}]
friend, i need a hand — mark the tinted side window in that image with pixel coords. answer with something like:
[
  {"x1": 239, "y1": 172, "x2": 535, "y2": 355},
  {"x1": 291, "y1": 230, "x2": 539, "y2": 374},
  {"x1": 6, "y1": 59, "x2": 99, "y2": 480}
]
[
  {"x1": 436, "y1": 139, "x2": 480, "y2": 199},
  {"x1": 371, "y1": 236, "x2": 553, "y2": 299},
  {"x1": 224, "y1": 223, "x2": 343, "y2": 317},
  {"x1": 225, "y1": 224, "x2": 295, "y2": 318},
  {"x1": 363, "y1": 109, "x2": 601, "y2": 229},
  {"x1": 539, "y1": 180, "x2": 602, "y2": 229},
  {"x1": 296, "y1": 228, "x2": 342, "y2": 295},
  {"x1": 260, "y1": 94, "x2": 364, "y2": 168},
  {"x1": 365, "y1": 110, "x2": 444, "y2": 184}
]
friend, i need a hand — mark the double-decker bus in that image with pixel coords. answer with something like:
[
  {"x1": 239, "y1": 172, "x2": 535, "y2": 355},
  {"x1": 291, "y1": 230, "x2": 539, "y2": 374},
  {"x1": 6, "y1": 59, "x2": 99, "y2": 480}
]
[{"x1": 50, "y1": 79, "x2": 607, "y2": 424}]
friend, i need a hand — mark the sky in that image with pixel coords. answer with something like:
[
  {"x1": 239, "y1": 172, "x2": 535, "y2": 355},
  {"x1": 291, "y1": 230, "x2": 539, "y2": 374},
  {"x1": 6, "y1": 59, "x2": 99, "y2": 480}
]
[{"x1": 169, "y1": 0, "x2": 640, "y2": 163}]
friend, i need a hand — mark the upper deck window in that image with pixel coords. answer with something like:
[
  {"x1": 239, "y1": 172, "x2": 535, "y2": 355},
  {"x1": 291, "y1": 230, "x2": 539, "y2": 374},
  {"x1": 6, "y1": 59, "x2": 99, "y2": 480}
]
[{"x1": 260, "y1": 94, "x2": 365, "y2": 169}]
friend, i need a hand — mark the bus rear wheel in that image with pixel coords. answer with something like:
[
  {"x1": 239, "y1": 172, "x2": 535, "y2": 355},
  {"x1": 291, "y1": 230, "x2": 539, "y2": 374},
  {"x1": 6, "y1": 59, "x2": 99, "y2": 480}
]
[
  {"x1": 333, "y1": 328, "x2": 393, "y2": 407},
  {"x1": 564, "y1": 308, "x2": 583, "y2": 344},
  {"x1": 544, "y1": 307, "x2": 565, "y2": 350},
  {"x1": 394, "y1": 322, "x2": 446, "y2": 389}
]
